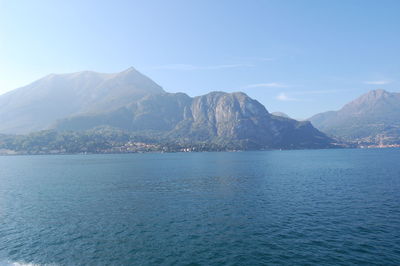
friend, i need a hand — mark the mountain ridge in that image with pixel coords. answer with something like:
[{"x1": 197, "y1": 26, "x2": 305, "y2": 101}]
[
  {"x1": 0, "y1": 68, "x2": 336, "y2": 150},
  {"x1": 0, "y1": 68, "x2": 165, "y2": 134},
  {"x1": 54, "y1": 90, "x2": 334, "y2": 149},
  {"x1": 309, "y1": 89, "x2": 400, "y2": 145}
]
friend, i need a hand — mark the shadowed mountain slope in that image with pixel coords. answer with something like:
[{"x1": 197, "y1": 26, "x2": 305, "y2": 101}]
[
  {"x1": 0, "y1": 68, "x2": 335, "y2": 149},
  {"x1": 55, "y1": 91, "x2": 334, "y2": 149}
]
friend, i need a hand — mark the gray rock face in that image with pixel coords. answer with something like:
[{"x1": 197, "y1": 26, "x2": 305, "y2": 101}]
[
  {"x1": 55, "y1": 91, "x2": 334, "y2": 149},
  {"x1": 309, "y1": 89, "x2": 400, "y2": 144},
  {"x1": 0, "y1": 68, "x2": 334, "y2": 149},
  {"x1": 0, "y1": 67, "x2": 164, "y2": 134}
]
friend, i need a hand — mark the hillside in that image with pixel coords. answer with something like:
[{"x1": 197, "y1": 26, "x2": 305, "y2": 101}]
[
  {"x1": 309, "y1": 89, "x2": 400, "y2": 145},
  {"x1": 0, "y1": 67, "x2": 164, "y2": 134},
  {"x1": 54, "y1": 91, "x2": 334, "y2": 149},
  {"x1": 0, "y1": 68, "x2": 336, "y2": 150}
]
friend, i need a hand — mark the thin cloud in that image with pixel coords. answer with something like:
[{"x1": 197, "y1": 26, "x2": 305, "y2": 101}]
[
  {"x1": 275, "y1": 89, "x2": 345, "y2": 102},
  {"x1": 364, "y1": 80, "x2": 392, "y2": 85},
  {"x1": 151, "y1": 63, "x2": 253, "y2": 71},
  {"x1": 276, "y1": 92, "x2": 300, "y2": 101},
  {"x1": 244, "y1": 82, "x2": 288, "y2": 89}
]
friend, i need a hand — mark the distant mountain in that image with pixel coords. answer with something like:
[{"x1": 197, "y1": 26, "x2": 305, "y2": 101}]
[
  {"x1": 0, "y1": 68, "x2": 335, "y2": 150},
  {"x1": 0, "y1": 67, "x2": 164, "y2": 134},
  {"x1": 309, "y1": 89, "x2": 400, "y2": 144},
  {"x1": 55, "y1": 91, "x2": 334, "y2": 149},
  {"x1": 271, "y1": 112, "x2": 291, "y2": 119}
]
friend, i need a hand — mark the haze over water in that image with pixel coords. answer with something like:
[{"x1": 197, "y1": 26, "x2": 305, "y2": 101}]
[{"x1": 0, "y1": 149, "x2": 399, "y2": 265}]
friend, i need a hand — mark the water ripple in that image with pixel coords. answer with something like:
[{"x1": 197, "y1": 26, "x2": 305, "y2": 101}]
[{"x1": 0, "y1": 149, "x2": 399, "y2": 265}]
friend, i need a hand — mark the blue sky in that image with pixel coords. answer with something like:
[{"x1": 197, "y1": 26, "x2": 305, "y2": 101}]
[{"x1": 1, "y1": 0, "x2": 399, "y2": 118}]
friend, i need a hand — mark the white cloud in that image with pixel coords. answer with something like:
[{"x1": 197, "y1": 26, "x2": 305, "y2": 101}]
[
  {"x1": 275, "y1": 89, "x2": 345, "y2": 102},
  {"x1": 276, "y1": 92, "x2": 299, "y2": 101},
  {"x1": 151, "y1": 63, "x2": 253, "y2": 71},
  {"x1": 364, "y1": 80, "x2": 391, "y2": 85},
  {"x1": 244, "y1": 82, "x2": 288, "y2": 89},
  {"x1": 274, "y1": 89, "x2": 348, "y2": 102}
]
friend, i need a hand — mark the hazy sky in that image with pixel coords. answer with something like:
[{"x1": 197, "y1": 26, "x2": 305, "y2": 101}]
[{"x1": 1, "y1": 0, "x2": 399, "y2": 118}]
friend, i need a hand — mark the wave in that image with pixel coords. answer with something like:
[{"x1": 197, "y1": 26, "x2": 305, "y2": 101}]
[{"x1": 0, "y1": 261, "x2": 58, "y2": 266}]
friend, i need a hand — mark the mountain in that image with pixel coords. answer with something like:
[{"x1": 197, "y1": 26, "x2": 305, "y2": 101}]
[
  {"x1": 309, "y1": 89, "x2": 400, "y2": 144},
  {"x1": 271, "y1": 112, "x2": 291, "y2": 119},
  {"x1": 0, "y1": 68, "x2": 335, "y2": 150},
  {"x1": 0, "y1": 67, "x2": 164, "y2": 134},
  {"x1": 54, "y1": 91, "x2": 334, "y2": 149}
]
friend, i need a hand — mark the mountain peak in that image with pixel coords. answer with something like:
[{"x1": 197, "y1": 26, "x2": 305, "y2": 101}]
[
  {"x1": 120, "y1": 66, "x2": 138, "y2": 74},
  {"x1": 345, "y1": 89, "x2": 393, "y2": 109},
  {"x1": 0, "y1": 67, "x2": 165, "y2": 134},
  {"x1": 271, "y1": 112, "x2": 291, "y2": 119},
  {"x1": 309, "y1": 89, "x2": 400, "y2": 143},
  {"x1": 366, "y1": 88, "x2": 389, "y2": 97},
  {"x1": 41, "y1": 67, "x2": 140, "y2": 81}
]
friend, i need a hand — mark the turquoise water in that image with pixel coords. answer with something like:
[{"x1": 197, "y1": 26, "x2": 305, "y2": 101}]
[{"x1": 0, "y1": 149, "x2": 399, "y2": 265}]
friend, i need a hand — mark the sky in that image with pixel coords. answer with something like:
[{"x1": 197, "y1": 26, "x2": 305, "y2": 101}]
[{"x1": 1, "y1": 0, "x2": 399, "y2": 119}]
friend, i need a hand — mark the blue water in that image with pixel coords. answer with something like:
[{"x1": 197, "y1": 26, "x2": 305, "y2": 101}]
[{"x1": 0, "y1": 149, "x2": 399, "y2": 265}]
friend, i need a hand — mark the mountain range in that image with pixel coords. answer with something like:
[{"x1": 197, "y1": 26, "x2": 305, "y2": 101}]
[
  {"x1": 0, "y1": 67, "x2": 335, "y2": 150},
  {"x1": 5, "y1": 67, "x2": 399, "y2": 150},
  {"x1": 309, "y1": 89, "x2": 400, "y2": 145},
  {"x1": 0, "y1": 67, "x2": 164, "y2": 134}
]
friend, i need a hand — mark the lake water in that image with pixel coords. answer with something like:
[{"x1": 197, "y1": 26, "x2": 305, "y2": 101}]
[{"x1": 0, "y1": 149, "x2": 399, "y2": 265}]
